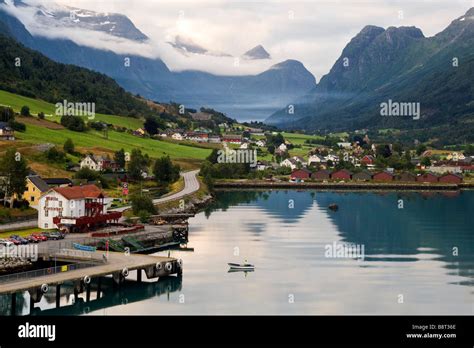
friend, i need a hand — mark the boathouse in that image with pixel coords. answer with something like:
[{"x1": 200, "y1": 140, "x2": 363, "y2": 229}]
[
  {"x1": 439, "y1": 173, "x2": 463, "y2": 184},
  {"x1": 331, "y1": 169, "x2": 352, "y2": 181}
]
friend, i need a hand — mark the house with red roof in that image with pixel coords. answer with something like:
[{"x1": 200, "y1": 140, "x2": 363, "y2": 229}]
[
  {"x1": 439, "y1": 173, "x2": 463, "y2": 184},
  {"x1": 290, "y1": 168, "x2": 312, "y2": 180},
  {"x1": 38, "y1": 184, "x2": 121, "y2": 232},
  {"x1": 416, "y1": 173, "x2": 439, "y2": 183},
  {"x1": 331, "y1": 169, "x2": 352, "y2": 181},
  {"x1": 373, "y1": 171, "x2": 394, "y2": 181}
]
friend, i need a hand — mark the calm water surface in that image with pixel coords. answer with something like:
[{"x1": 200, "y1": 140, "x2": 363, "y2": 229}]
[{"x1": 11, "y1": 190, "x2": 474, "y2": 315}]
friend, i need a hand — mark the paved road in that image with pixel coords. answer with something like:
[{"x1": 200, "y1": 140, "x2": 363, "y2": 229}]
[{"x1": 112, "y1": 170, "x2": 200, "y2": 213}]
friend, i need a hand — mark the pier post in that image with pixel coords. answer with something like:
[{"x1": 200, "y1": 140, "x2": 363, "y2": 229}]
[
  {"x1": 137, "y1": 269, "x2": 142, "y2": 283},
  {"x1": 97, "y1": 277, "x2": 102, "y2": 299},
  {"x1": 29, "y1": 293, "x2": 34, "y2": 314},
  {"x1": 11, "y1": 293, "x2": 16, "y2": 316},
  {"x1": 56, "y1": 284, "x2": 61, "y2": 308},
  {"x1": 86, "y1": 284, "x2": 91, "y2": 302},
  {"x1": 73, "y1": 288, "x2": 79, "y2": 302}
]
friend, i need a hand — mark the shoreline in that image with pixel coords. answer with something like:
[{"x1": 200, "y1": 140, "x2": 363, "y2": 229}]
[{"x1": 214, "y1": 180, "x2": 474, "y2": 191}]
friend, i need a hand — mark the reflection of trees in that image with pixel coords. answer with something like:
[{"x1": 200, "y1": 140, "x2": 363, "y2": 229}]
[{"x1": 314, "y1": 191, "x2": 474, "y2": 286}]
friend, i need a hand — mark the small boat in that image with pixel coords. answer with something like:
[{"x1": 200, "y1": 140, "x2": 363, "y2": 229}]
[
  {"x1": 228, "y1": 263, "x2": 255, "y2": 270},
  {"x1": 73, "y1": 243, "x2": 97, "y2": 252},
  {"x1": 328, "y1": 203, "x2": 339, "y2": 211}
]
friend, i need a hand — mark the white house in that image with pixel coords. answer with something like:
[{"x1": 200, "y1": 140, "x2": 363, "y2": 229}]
[
  {"x1": 308, "y1": 154, "x2": 326, "y2": 166},
  {"x1": 80, "y1": 155, "x2": 103, "y2": 171},
  {"x1": 337, "y1": 142, "x2": 352, "y2": 149},
  {"x1": 447, "y1": 152, "x2": 466, "y2": 161},
  {"x1": 280, "y1": 158, "x2": 300, "y2": 170},
  {"x1": 240, "y1": 143, "x2": 249, "y2": 149},
  {"x1": 325, "y1": 154, "x2": 340, "y2": 163},
  {"x1": 278, "y1": 143, "x2": 287, "y2": 152},
  {"x1": 38, "y1": 184, "x2": 115, "y2": 230},
  {"x1": 255, "y1": 140, "x2": 266, "y2": 147},
  {"x1": 80, "y1": 154, "x2": 116, "y2": 172},
  {"x1": 172, "y1": 133, "x2": 184, "y2": 141}
]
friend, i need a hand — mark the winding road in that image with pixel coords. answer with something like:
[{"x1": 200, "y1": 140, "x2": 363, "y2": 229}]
[{"x1": 112, "y1": 170, "x2": 200, "y2": 213}]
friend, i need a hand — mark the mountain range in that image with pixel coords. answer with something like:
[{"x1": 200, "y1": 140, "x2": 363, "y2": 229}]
[
  {"x1": 0, "y1": 0, "x2": 316, "y2": 122},
  {"x1": 267, "y1": 8, "x2": 474, "y2": 144}
]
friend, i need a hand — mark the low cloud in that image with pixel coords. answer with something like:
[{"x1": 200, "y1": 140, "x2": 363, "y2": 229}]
[{"x1": 2, "y1": 0, "x2": 472, "y2": 78}]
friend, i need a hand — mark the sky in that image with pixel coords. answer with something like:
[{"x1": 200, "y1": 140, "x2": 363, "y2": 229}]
[{"x1": 5, "y1": 0, "x2": 474, "y2": 79}]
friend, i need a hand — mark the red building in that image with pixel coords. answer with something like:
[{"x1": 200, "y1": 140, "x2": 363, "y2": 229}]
[
  {"x1": 313, "y1": 169, "x2": 332, "y2": 180},
  {"x1": 331, "y1": 169, "x2": 352, "y2": 180},
  {"x1": 439, "y1": 173, "x2": 463, "y2": 184},
  {"x1": 417, "y1": 173, "x2": 439, "y2": 183},
  {"x1": 361, "y1": 155, "x2": 375, "y2": 165},
  {"x1": 373, "y1": 171, "x2": 394, "y2": 181},
  {"x1": 290, "y1": 168, "x2": 312, "y2": 180}
]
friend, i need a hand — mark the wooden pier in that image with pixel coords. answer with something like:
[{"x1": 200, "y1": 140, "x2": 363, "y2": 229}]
[{"x1": 0, "y1": 251, "x2": 182, "y2": 315}]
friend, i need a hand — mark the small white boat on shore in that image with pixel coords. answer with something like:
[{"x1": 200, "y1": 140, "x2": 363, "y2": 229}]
[{"x1": 228, "y1": 263, "x2": 255, "y2": 270}]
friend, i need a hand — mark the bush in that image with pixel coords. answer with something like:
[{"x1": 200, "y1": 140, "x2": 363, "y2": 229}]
[
  {"x1": 38, "y1": 112, "x2": 45, "y2": 120},
  {"x1": 74, "y1": 167, "x2": 100, "y2": 181},
  {"x1": 8, "y1": 120, "x2": 26, "y2": 132},
  {"x1": 61, "y1": 115, "x2": 86, "y2": 132},
  {"x1": 45, "y1": 147, "x2": 66, "y2": 162},
  {"x1": 20, "y1": 105, "x2": 30, "y2": 116},
  {"x1": 63, "y1": 138, "x2": 75, "y2": 154},
  {"x1": 137, "y1": 210, "x2": 151, "y2": 223},
  {"x1": 130, "y1": 194, "x2": 156, "y2": 215}
]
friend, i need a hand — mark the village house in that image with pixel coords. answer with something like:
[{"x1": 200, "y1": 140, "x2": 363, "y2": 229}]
[
  {"x1": 352, "y1": 170, "x2": 373, "y2": 181},
  {"x1": 255, "y1": 139, "x2": 266, "y2": 147},
  {"x1": 186, "y1": 132, "x2": 209, "y2": 143},
  {"x1": 255, "y1": 160, "x2": 270, "y2": 171},
  {"x1": 208, "y1": 135, "x2": 221, "y2": 143},
  {"x1": 325, "y1": 154, "x2": 340, "y2": 164},
  {"x1": 80, "y1": 155, "x2": 117, "y2": 172},
  {"x1": 133, "y1": 128, "x2": 146, "y2": 137},
  {"x1": 373, "y1": 171, "x2": 394, "y2": 181},
  {"x1": 44, "y1": 178, "x2": 73, "y2": 187},
  {"x1": 337, "y1": 142, "x2": 352, "y2": 149},
  {"x1": 280, "y1": 158, "x2": 300, "y2": 170},
  {"x1": 0, "y1": 122, "x2": 15, "y2": 140},
  {"x1": 308, "y1": 154, "x2": 326, "y2": 167},
  {"x1": 428, "y1": 165, "x2": 462, "y2": 174},
  {"x1": 222, "y1": 134, "x2": 242, "y2": 144},
  {"x1": 278, "y1": 143, "x2": 288, "y2": 152},
  {"x1": 171, "y1": 132, "x2": 184, "y2": 141},
  {"x1": 17, "y1": 175, "x2": 50, "y2": 209},
  {"x1": 38, "y1": 184, "x2": 121, "y2": 232},
  {"x1": 439, "y1": 173, "x2": 463, "y2": 184},
  {"x1": 331, "y1": 169, "x2": 352, "y2": 181},
  {"x1": 417, "y1": 172, "x2": 439, "y2": 183},
  {"x1": 398, "y1": 172, "x2": 417, "y2": 182},
  {"x1": 239, "y1": 142, "x2": 249, "y2": 149},
  {"x1": 361, "y1": 155, "x2": 375, "y2": 166},
  {"x1": 446, "y1": 152, "x2": 465, "y2": 161},
  {"x1": 290, "y1": 168, "x2": 312, "y2": 180},
  {"x1": 313, "y1": 169, "x2": 332, "y2": 180}
]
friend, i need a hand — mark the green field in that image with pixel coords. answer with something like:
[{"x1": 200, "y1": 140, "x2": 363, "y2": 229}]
[
  {"x1": 0, "y1": 90, "x2": 144, "y2": 129},
  {"x1": 16, "y1": 122, "x2": 210, "y2": 160},
  {"x1": 281, "y1": 132, "x2": 324, "y2": 145}
]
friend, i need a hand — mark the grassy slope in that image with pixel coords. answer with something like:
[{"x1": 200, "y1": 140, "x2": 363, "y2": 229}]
[
  {"x1": 0, "y1": 89, "x2": 211, "y2": 161},
  {"x1": 0, "y1": 90, "x2": 144, "y2": 129}
]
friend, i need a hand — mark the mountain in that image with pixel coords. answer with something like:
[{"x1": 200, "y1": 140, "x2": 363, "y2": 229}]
[
  {"x1": 267, "y1": 8, "x2": 474, "y2": 144},
  {"x1": 243, "y1": 45, "x2": 271, "y2": 60},
  {"x1": 0, "y1": 2, "x2": 316, "y2": 122},
  {"x1": 0, "y1": 28, "x2": 161, "y2": 118},
  {"x1": 3, "y1": 0, "x2": 148, "y2": 41},
  {"x1": 168, "y1": 35, "x2": 231, "y2": 57}
]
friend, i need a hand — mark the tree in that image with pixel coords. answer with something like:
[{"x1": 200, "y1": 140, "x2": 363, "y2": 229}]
[
  {"x1": 63, "y1": 138, "x2": 75, "y2": 154},
  {"x1": 128, "y1": 149, "x2": 148, "y2": 181},
  {"x1": 153, "y1": 156, "x2": 180, "y2": 185},
  {"x1": 376, "y1": 144, "x2": 392, "y2": 158},
  {"x1": 38, "y1": 112, "x2": 45, "y2": 120},
  {"x1": 207, "y1": 149, "x2": 220, "y2": 164},
  {"x1": 130, "y1": 194, "x2": 156, "y2": 215},
  {"x1": 45, "y1": 147, "x2": 66, "y2": 162},
  {"x1": 0, "y1": 106, "x2": 14, "y2": 122},
  {"x1": 114, "y1": 148, "x2": 126, "y2": 169},
  {"x1": 20, "y1": 105, "x2": 30, "y2": 117},
  {"x1": 74, "y1": 167, "x2": 100, "y2": 181},
  {"x1": 0, "y1": 148, "x2": 29, "y2": 204},
  {"x1": 203, "y1": 172, "x2": 214, "y2": 192},
  {"x1": 416, "y1": 144, "x2": 427, "y2": 156},
  {"x1": 421, "y1": 157, "x2": 431, "y2": 166},
  {"x1": 143, "y1": 117, "x2": 159, "y2": 135},
  {"x1": 61, "y1": 115, "x2": 86, "y2": 132}
]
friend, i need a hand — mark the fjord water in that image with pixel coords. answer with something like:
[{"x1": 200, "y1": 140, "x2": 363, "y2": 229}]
[{"x1": 32, "y1": 190, "x2": 474, "y2": 315}]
